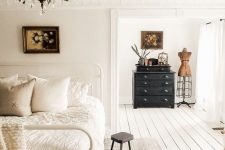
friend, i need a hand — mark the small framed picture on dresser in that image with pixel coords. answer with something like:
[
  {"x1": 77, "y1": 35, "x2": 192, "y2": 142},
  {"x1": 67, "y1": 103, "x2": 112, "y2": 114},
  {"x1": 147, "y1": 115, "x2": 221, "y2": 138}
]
[{"x1": 22, "y1": 26, "x2": 60, "y2": 53}]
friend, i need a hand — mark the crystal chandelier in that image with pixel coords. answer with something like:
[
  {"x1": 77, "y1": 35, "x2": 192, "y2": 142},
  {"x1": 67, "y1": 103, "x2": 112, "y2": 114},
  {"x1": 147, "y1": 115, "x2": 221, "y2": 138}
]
[{"x1": 18, "y1": 0, "x2": 69, "y2": 15}]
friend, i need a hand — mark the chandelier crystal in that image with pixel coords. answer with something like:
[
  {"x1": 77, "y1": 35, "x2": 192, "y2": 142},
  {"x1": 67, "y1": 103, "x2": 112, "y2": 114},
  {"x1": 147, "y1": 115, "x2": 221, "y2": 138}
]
[{"x1": 18, "y1": 0, "x2": 69, "y2": 15}]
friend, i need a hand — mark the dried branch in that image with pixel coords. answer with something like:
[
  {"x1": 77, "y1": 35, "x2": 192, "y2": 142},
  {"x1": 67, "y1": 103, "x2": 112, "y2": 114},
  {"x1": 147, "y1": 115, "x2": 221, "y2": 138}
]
[
  {"x1": 131, "y1": 46, "x2": 141, "y2": 58},
  {"x1": 131, "y1": 44, "x2": 151, "y2": 59}
]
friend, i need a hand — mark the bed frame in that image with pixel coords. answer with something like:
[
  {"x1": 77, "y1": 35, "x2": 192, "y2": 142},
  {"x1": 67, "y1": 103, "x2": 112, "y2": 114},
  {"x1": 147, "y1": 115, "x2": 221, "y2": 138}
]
[
  {"x1": 0, "y1": 62, "x2": 104, "y2": 149},
  {"x1": 0, "y1": 62, "x2": 103, "y2": 102}
]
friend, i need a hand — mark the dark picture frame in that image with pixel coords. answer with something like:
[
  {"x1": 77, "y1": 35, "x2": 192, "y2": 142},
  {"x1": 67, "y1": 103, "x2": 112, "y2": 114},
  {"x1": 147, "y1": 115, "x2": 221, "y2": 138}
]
[
  {"x1": 22, "y1": 26, "x2": 60, "y2": 53},
  {"x1": 141, "y1": 31, "x2": 163, "y2": 49}
]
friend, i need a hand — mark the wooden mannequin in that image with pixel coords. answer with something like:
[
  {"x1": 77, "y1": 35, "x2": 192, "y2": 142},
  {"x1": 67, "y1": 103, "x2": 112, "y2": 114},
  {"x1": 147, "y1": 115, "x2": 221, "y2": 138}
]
[{"x1": 178, "y1": 48, "x2": 192, "y2": 76}]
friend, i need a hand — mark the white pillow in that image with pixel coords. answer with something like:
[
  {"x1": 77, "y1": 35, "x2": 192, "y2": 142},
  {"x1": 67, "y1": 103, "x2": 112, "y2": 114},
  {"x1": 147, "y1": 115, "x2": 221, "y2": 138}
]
[
  {"x1": 0, "y1": 74, "x2": 18, "y2": 87},
  {"x1": 0, "y1": 79, "x2": 35, "y2": 117},
  {"x1": 28, "y1": 75, "x2": 70, "y2": 113},
  {"x1": 68, "y1": 78, "x2": 90, "y2": 107}
]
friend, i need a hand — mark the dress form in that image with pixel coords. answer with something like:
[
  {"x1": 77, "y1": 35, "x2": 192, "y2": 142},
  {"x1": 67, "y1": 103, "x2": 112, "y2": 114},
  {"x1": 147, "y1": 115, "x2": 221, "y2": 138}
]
[
  {"x1": 177, "y1": 48, "x2": 192, "y2": 108},
  {"x1": 178, "y1": 48, "x2": 192, "y2": 76}
]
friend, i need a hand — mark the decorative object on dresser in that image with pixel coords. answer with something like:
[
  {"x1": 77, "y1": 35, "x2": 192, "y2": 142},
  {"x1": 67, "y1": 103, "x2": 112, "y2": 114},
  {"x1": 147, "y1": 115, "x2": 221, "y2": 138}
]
[
  {"x1": 141, "y1": 31, "x2": 163, "y2": 49},
  {"x1": 176, "y1": 48, "x2": 192, "y2": 108},
  {"x1": 131, "y1": 44, "x2": 151, "y2": 66},
  {"x1": 133, "y1": 65, "x2": 175, "y2": 109},
  {"x1": 22, "y1": 26, "x2": 60, "y2": 53},
  {"x1": 158, "y1": 52, "x2": 168, "y2": 65},
  {"x1": 149, "y1": 58, "x2": 158, "y2": 66}
]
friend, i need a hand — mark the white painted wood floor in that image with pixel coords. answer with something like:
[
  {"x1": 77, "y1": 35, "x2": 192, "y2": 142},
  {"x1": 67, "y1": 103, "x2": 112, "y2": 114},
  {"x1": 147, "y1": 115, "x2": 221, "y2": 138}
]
[{"x1": 119, "y1": 105, "x2": 224, "y2": 150}]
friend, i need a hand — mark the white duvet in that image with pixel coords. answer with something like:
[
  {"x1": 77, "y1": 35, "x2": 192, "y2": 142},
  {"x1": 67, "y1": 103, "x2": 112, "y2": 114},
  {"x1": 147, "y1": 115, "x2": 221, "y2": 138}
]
[{"x1": 0, "y1": 96, "x2": 105, "y2": 150}]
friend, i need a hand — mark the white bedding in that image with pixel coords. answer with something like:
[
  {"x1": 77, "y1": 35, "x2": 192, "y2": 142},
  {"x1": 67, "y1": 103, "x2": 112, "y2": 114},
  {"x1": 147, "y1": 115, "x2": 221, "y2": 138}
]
[{"x1": 0, "y1": 96, "x2": 105, "y2": 150}]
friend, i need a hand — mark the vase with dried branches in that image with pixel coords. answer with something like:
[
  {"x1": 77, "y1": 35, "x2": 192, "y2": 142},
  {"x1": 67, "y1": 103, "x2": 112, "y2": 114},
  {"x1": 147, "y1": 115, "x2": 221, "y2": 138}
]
[{"x1": 131, "y1": 44, "x2": 150, "y2": 66}]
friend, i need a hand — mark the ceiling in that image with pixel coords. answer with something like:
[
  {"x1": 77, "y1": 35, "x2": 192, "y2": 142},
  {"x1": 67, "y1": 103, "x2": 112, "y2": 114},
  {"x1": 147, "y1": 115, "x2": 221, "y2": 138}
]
[{"x1": 1, "y1": 0, "x2": 225, "y2": 9}]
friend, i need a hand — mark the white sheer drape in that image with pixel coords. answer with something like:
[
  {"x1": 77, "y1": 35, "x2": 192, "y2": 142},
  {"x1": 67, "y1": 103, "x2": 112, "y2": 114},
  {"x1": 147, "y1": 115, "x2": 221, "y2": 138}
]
[{"x1": 196, "y1": 21, "x2": 225, "y2": 122}]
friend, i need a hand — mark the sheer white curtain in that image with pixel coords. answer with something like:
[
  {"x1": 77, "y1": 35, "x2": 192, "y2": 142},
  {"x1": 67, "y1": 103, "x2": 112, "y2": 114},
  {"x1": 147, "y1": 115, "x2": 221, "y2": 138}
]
[{"x1": 196, "y1": 20, "x2": 225, "y2": 122}]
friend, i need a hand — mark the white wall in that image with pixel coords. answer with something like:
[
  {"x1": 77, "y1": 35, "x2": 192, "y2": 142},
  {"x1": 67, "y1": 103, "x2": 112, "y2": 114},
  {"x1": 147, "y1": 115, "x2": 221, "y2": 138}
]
[
  {"x1": 118, "y1": 18, "x2": 202, "y2": 104},
  {"x1": 0, "y1": 9, "x2": 111, "y2": 126}
]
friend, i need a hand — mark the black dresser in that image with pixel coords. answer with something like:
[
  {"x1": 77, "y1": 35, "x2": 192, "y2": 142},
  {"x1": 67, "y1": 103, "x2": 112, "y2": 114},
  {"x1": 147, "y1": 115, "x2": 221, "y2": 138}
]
[{"x1": 132, "y1": 67, "x2": 175, "y2": 109}]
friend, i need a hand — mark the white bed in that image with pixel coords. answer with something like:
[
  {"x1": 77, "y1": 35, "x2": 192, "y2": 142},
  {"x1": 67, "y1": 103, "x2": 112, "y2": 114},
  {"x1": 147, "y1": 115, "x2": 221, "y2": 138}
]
[{"x1": 0, "y1": 63, "x2": 105, "y2": 150}]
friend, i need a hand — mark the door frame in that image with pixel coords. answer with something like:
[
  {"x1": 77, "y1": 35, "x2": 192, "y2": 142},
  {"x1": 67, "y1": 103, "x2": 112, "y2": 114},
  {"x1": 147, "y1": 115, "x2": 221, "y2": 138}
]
[{"x1": 110, "y1": 8, "x2": 225, "y2": 133}]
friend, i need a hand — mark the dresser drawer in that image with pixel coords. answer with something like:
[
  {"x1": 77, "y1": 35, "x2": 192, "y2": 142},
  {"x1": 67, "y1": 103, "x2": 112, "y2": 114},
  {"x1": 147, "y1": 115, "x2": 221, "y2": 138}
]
[
  {"x1": 135, "y1": 80, "x2": 151, "y2": 86},
  {"x1": 135, "y1": 86, "x2": 174, "y2": 95},
  {"x1": 151, "y1": 88, "x2": 174, "y2": 95},
  {"x1": 135, "y1": 87, "x2": 150, "y2": 95},
  {"x1": 135, "y1": 73, "x2": 174, "y2": 80},
  {"x1": 135, "y1": 96, "x2": 173, "y2": 106},
  {"x1": 136, "y1": 65, "x2": 171, "y2": 72},
  {"x1": 135, "y1": 80, "x2": 174, "y2": 87}
]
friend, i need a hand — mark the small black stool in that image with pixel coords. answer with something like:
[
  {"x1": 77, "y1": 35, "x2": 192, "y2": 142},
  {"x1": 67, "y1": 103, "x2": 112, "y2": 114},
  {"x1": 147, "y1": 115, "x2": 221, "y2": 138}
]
[{"x1": 111, "y1": 132, "x2": 134, "y2": 150}]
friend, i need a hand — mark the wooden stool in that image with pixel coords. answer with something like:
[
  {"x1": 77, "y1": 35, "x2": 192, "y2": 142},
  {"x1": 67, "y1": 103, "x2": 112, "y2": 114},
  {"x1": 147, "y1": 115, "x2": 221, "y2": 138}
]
[{"x1": 111, "y1": 132, "x2": 134, "y2": 150}]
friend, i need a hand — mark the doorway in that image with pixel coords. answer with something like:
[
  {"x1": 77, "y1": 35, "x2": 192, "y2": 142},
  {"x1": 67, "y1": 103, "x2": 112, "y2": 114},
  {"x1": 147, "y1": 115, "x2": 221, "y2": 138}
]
[{"x1": 110, "y1": 8, "x2": 225, "y2": 133}]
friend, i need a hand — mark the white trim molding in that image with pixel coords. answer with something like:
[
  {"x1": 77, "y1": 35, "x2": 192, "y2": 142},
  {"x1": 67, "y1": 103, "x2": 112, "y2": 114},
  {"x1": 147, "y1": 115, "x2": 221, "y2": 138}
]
[
  {"x1": 1, "y1": 0, "x2": 225, "y2": 9},
  {"x1": 110, "y1": 9, "x2": 119, "y2": 133}
]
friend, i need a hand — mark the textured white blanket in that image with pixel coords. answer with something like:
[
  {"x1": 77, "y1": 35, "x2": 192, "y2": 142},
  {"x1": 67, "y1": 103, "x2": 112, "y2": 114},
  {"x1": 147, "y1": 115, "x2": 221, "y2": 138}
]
[
  {"x1": 0, "y1": 124, "x2": 26, "y2": 150},
  {"x1": 0, "y1": 96, "x2": 105, "y2": 150},
  {"x1": 0, "y1": 124, "x2": 6, "y2": 150}
]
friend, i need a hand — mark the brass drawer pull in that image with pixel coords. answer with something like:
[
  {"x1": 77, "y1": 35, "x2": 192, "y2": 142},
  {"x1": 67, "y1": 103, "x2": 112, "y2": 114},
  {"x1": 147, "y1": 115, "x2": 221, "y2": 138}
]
[
  {"x1": 144, "y1": 75, "x2": 148, "y2": 79},
  {"x1": 144, "y1": 89, "x2": 148, "y2": 93},
  {"x1": 143, "y1": 98, "x2": 147, "y2": 102},
  {"x1": 164, "y1": 98, "x2": 168, "y2": 102},
  {"x1": 144, "y1": 82, "x2": 148, "y2": 85},
  {"x1": 164, "y1": 89, "x2": 168, "y2": 93},
  {"x1": 165, "y1": 82, "x2": 169, "y2": 85}
]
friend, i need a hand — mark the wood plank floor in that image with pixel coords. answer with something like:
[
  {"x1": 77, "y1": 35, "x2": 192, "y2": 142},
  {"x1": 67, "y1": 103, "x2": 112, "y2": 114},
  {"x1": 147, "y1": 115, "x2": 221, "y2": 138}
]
[{"x1": 119, "y1": 105, "x2": 224, "y2": 150}]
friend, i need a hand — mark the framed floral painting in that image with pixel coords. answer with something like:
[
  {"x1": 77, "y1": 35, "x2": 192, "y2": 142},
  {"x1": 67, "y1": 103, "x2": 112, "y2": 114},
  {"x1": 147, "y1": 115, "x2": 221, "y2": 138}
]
[
  {"x1": 141, "y1": 31, "x2": 163, "y2": 49},
  {"x1": 22, "y1": 26, "x2": 59, "y2": 53}
]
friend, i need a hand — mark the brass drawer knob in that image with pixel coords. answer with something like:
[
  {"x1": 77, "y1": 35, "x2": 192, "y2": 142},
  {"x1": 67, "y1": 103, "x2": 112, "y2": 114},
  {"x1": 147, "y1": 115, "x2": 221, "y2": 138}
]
[
  {"x1": 164, "y1": 98, "x2": 168, "y2": 101},
  {"x1": 144, "y1": 75, "x2": 148, "y2": 78},
  {"x1": 143, "y1": 98, "x2": 147, "y2": 102},
  {"x1": 164, "y1": 89, "x2": 168, "y2": 92},
  {"x1": 144, "y1": 82, "x2": 148, "y2": 85},
  {"x1": 144, "y1": 89, "x2": 148, "y2": 93},
  {"x1": 165, "y1": 82, "x2": 169, "y2": 85}
]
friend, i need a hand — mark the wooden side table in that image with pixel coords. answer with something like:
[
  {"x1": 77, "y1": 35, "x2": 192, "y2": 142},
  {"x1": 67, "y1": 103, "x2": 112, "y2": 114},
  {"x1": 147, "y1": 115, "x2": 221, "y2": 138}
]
[{"x1": 111, "y1": 132, "x2": 134, "y2": 150}]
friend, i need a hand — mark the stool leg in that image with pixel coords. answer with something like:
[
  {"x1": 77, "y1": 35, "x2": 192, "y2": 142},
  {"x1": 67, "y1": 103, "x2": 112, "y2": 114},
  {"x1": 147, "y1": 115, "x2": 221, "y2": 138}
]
[
  {"x1": 128, "y1": 141, "x2": 131, "y2": 150},
  {"x1": 120, "y1": 143, "x2": 123, "y2": 150},
  {"x1": 110, "y1": 141, "x2": 114, "y2": 150}
]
